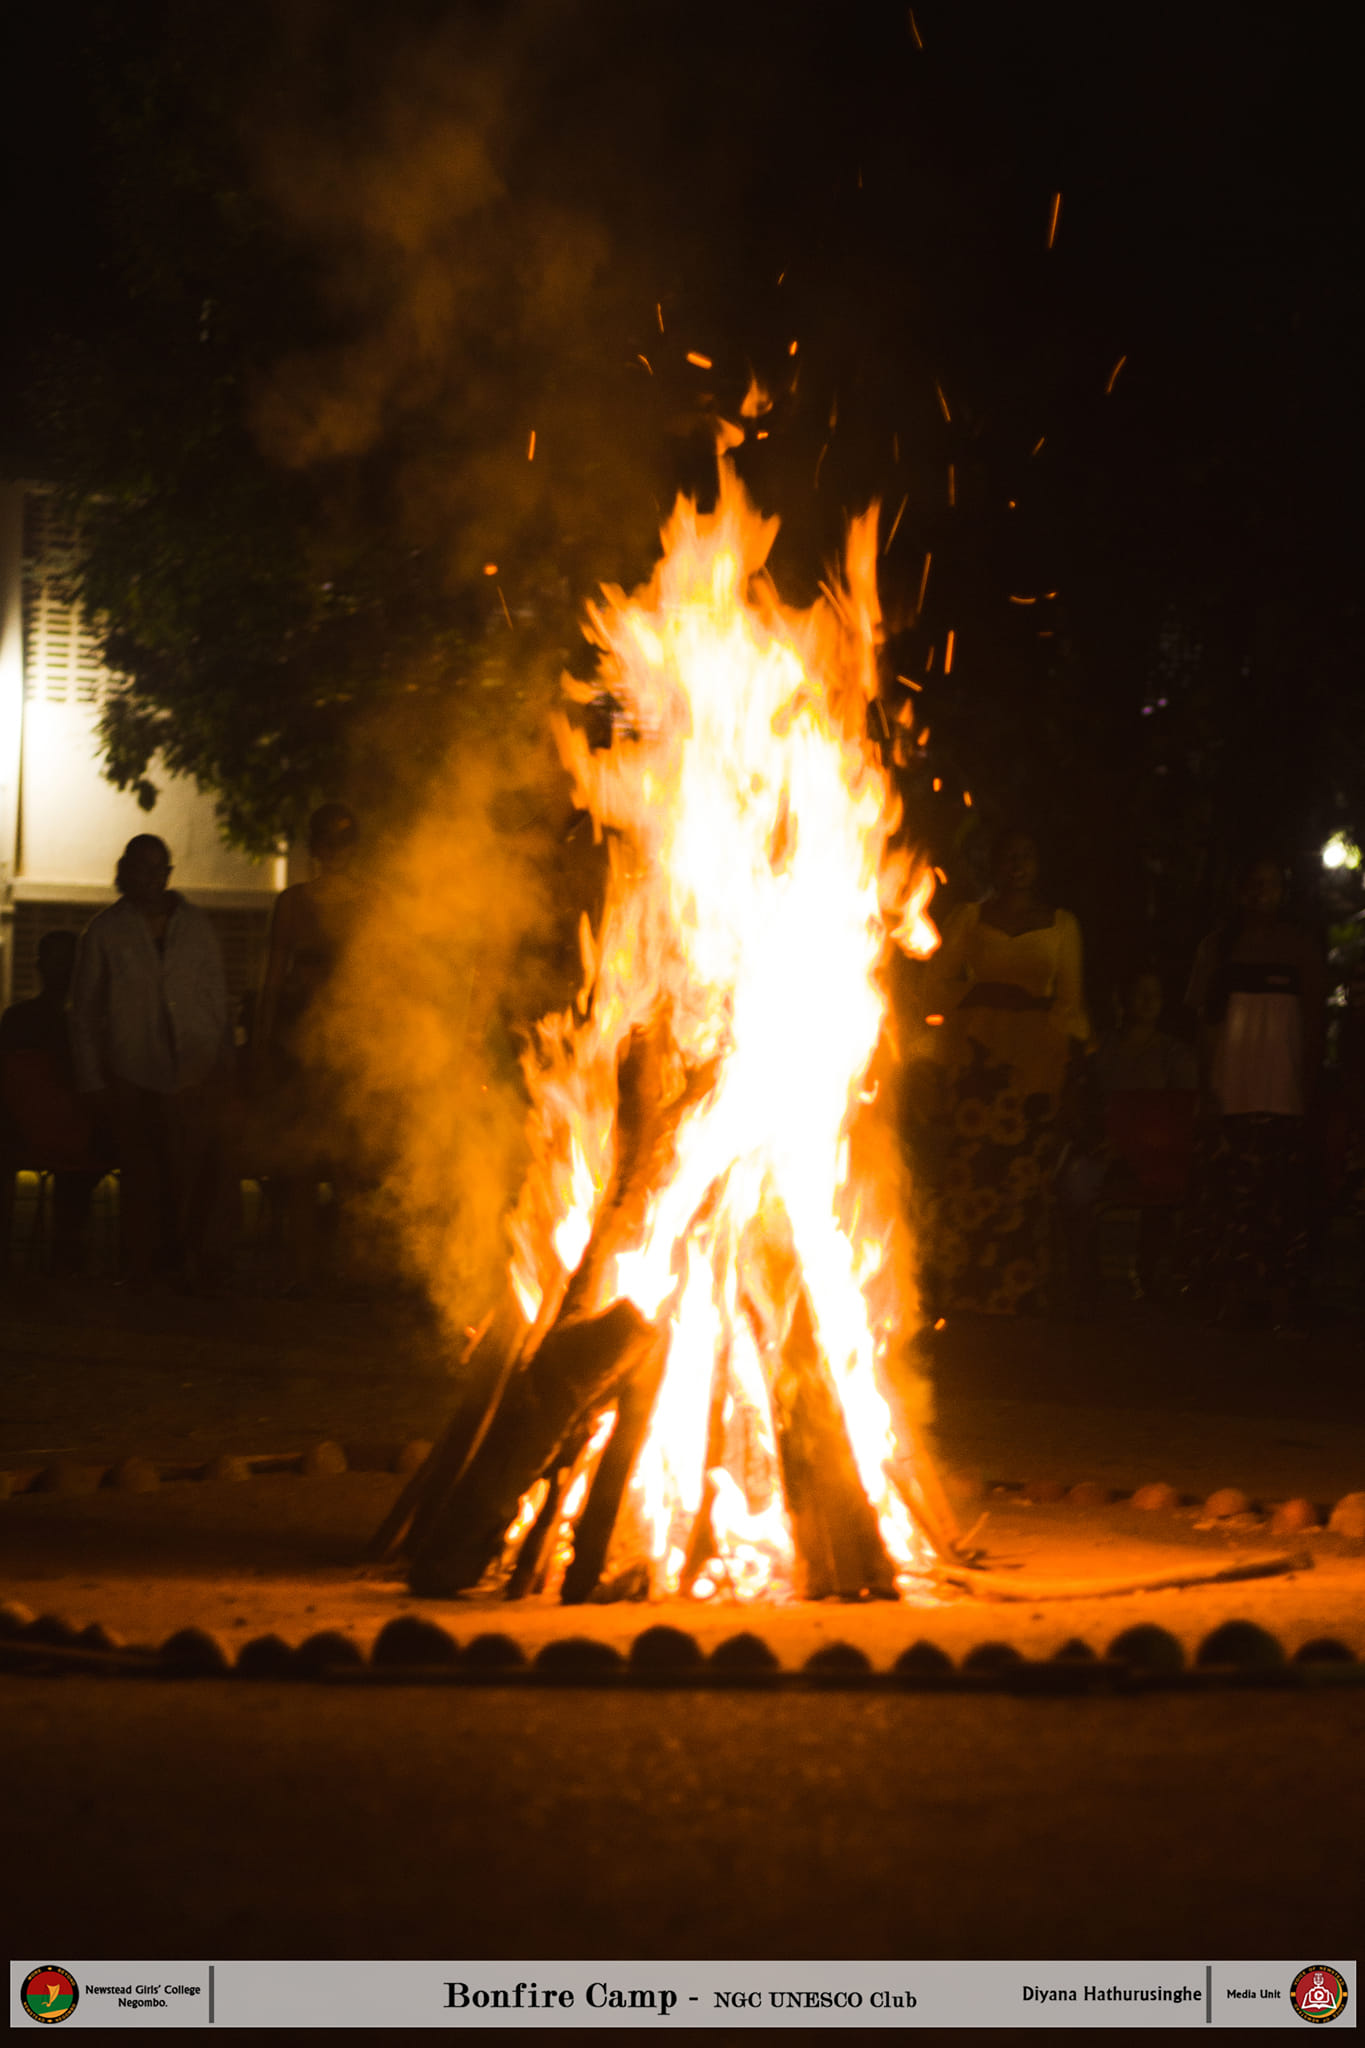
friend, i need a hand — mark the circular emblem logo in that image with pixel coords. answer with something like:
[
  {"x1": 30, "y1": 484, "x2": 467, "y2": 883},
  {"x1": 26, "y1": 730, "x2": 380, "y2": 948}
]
[
  {"x1": 1291, "y1": 1966, "x2": 1349, "y2": 2025},
  {"x1": 19, "y1": 1968, "x2": 79, "y2": 2025}
]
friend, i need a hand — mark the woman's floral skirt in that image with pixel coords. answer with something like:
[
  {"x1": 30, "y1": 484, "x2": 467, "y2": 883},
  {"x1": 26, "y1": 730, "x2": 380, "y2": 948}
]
[{"x1": 924, "y1": 1036, "x2": 1060, "y2": 1315}]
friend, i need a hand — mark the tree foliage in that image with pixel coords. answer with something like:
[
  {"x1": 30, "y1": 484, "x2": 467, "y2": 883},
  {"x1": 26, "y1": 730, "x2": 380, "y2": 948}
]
[{"x1": 10, "y1": 0, "x2": 1360, "y2": 979}]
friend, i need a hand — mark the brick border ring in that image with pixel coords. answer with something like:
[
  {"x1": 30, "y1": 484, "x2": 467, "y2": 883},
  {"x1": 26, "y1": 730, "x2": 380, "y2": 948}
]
[
  {"x1": 0, "y1": 1602, "x2": 1360, "y2": 1688},
  {"x1": 2, "y1": 1443, "x2": 1361, "y2": 1687},
  {"x1": 2, "y1": 1440, "x2": 1362, "y2": 1540}
]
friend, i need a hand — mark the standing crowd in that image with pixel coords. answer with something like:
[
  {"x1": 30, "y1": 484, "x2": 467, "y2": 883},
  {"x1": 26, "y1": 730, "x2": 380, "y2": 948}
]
[
  {"x1": 0, "y1": 807, "x2": 361, "y2": 1294},
  {"x1": 0, "y1": 813, "x2": 1356, "y2": 1331},
  {"x1": 911, "y1": 831, "x2": 1335, "y2": 1335}
]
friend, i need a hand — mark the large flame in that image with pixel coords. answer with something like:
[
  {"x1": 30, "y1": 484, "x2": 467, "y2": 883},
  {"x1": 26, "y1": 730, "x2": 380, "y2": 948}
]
[{"x1": 506, "y1": 446, "x2": 939, "y2": 1598}]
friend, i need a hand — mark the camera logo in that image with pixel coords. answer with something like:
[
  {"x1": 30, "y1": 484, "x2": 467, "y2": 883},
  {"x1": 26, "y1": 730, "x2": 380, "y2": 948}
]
[{"x1": 1291, "y1": 1966, "x2": 1349, "y2": 2025}]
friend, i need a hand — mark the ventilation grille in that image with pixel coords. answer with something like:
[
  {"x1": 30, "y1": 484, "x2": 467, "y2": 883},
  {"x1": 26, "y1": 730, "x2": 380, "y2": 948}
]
[{"x1": 21, "y1": 493, "x2": 108, "y2": 707}]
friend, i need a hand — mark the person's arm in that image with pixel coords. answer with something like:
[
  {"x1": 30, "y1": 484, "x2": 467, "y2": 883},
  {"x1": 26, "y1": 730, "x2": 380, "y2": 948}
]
[
  {"x1": 1050, "y1": 910, "x2": 1091, "y2": 1041},
  {"x1": 68, "y1": 922, "x2": 108, "y2": 1096},
  {"x1": 921, "y1": 902, "x2": 978, "y2": 1017}
]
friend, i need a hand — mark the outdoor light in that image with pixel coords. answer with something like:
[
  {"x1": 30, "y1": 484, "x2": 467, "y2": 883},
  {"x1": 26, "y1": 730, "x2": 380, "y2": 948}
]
[{"x1": 1321, "y1": 832, "x2": 1361, "y2": 871}]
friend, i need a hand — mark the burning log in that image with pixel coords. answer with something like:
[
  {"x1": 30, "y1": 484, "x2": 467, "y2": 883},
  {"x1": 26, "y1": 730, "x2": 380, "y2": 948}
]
[
  {"x1": 672, "y1": 1338, "x2": 733, "y2": 1596},
  {"x1": 503, "y1": 1414, "x2": 596, "y2": 1600},
  {"x1": 557, "y1": 1012, "x2": 719, "y2": 1324},
  {"x1": 737, "y1": 1206, "x2": 898, "y2": 1599},
  {"x1": 766, "y1": 1290, "x2": 899, "y2": 1599},
  {"x1": 560, "y1": 1340, "x2": 669, "y2": 1604},
  {"x1": 388, "y1": 982, "x2": 944, "y2": 1608},
  {"x1": 386, "y1": 447, "x2": 957, "y2": 1609},
  {"x1": 408, "y1": 1299, "x2": 666, "y2": 1597},
  {"x1": 368, "y1": 1294, "x2": 527, "y2": 1565},
  {"x1": 401, "y1": 1012, "x2": 716, "y2": 1597},
  {"x1": 887, "y1": 1413, "x2": 964, "y2": 1563}
]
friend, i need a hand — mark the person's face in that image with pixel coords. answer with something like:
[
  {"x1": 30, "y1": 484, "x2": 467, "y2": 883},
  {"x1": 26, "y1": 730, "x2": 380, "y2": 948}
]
[
  {"x1": 1129, "y1": 974, "x2": 1163, "y2": 1028},
  {"x1": 1242, "y1": 861, "x2": 1284, "y2": 917},
  {"x1": 124, "y1": 845, "x2": 172, "y2": 904},
  {"x1": 994, "y1": 836, "x2": 1039, "y2": 893}
]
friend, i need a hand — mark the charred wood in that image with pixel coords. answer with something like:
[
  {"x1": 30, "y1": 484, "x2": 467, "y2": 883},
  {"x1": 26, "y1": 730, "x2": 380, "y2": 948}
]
[
  {"x1": 407, "y1": 1299, "x2": 661, "y2": 1597},
  {"x1": 503, "y1": 1422, "x2": 590, "y2": 1602},
  {"x1": 560, "y1": 1334, "x2": 669, "y2": 1604},
  {"x1": 738, "y1": 1211, "x2": 898, "y2": 1600},
  {"x1": 890, "y1": 1414, "x2": 963, "y2": 1560},
  {"x1": 559, "y1": 1015, "x2": 718, "y2": 1323},
  {"x1": 368, "y1": 1295, "x2": 527, "y2": 1563},
  {"x1": 405, "y1": 1011, "x2": 715, "y2": 1597},
  {"x1": 385, "y1": 1016, "x2": 709, "y2": 1579}
]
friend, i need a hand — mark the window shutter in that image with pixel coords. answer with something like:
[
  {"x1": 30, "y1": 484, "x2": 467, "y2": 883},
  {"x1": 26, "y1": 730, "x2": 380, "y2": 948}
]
[{"x1": 21, "y1": 492, "x2": 109, "y2": 707}]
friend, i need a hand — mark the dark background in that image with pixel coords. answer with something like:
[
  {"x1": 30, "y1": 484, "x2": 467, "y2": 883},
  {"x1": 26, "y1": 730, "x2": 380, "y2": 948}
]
[{"x1": 3, "y1": 0, "x2": 1361, "y2": 1009}]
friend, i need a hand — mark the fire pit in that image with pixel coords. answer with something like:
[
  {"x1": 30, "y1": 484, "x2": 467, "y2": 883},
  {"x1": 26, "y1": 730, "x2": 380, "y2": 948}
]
[{"x1": 380, "y1": 429, "x2": 959, "y2": 1604}]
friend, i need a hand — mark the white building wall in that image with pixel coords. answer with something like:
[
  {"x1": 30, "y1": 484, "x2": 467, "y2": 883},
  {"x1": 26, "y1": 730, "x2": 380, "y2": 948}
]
[
  {"x1": 16, "y1": 693, "x2": 270, "y2": 893},
  {"x1": 0, "y1": 488, "x2": 23, "y2": 917},
  {"x1": 0, "y1": 484, "x2": 29, "y2": 1004},
  {"x1": 0, "y1": 482, "x2": 280, "y2": 1004}
]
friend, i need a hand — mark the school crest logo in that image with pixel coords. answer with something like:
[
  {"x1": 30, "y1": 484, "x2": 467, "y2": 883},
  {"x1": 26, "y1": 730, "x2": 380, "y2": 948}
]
[
  {"x1": 1291, "y1": 1966, "x2": 1349, "y2": 2024},
  {"x1": 19, "y1": 1968, "x2": 79, "y2": 2024}
]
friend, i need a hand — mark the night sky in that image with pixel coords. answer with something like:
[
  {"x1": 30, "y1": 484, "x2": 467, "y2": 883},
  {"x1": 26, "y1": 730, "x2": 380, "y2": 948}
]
[{"x1": 4, "y1": 0, "x2": 1361, "y2": 990}]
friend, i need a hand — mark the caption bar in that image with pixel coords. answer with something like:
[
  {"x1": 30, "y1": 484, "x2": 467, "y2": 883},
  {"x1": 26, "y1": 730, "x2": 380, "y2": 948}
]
[{"x1": 11, "y1": 1959, "x2": 1354, "y2": 2029}]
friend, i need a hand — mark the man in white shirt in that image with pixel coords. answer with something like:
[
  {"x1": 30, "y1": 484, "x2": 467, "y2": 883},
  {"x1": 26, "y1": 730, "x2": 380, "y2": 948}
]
[{"x1": 71, "y1": 834, "x2": 235, "y2": 1286}]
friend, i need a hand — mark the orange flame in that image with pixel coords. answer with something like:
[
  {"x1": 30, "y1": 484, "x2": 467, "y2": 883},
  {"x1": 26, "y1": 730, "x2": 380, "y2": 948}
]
[
  {"x1": 740, "y1": 375, "x2": 772, "y2": 419},
  {"x1": 506, "y1": 445, "x2": 940, "y2": 1597}
]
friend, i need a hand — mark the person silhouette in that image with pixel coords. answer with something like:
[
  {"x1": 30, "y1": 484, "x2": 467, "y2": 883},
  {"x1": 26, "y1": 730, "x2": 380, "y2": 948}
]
[
  {"x1": 922, "y1": 827, "x2": 1090, "y2": 1314},
  {"x1": 1183, "y1": 854, "x2": 1324, "y2": 1331},
  {"x1": 253, "y1": 804, "x2": 362, "y2": 1290},
  {"x1": 69, "y1": 835, "x2": 234, "y2": 1287},
  {"x1": 1, "y1": 929, "x2": 107, "y2": 1272}
]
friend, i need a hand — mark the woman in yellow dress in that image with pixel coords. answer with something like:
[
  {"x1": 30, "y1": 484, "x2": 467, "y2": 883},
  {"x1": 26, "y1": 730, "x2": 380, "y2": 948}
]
[{"x1": 924, "y1": 829, "x2": 1090, "y2": 1314}]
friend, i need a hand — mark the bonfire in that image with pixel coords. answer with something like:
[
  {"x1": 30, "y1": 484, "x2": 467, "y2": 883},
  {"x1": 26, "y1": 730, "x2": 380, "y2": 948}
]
[{"x1": 378, "y1": 424, "x2": 958, "y2": 1603}]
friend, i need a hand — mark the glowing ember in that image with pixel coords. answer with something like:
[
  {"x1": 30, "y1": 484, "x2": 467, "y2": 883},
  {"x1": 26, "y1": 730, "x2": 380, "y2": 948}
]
[{"x1": 504, "y1": 439, "x2": 942, "y2": 1600}]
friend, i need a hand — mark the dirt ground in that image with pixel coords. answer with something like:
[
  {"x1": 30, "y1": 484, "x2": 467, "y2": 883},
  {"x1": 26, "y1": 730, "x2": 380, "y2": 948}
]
[
  {"x1": 3, "y1": 1271, "x2": 1363, "y2": 1661},
  {"x1": 8, "y1": 1677, "x2": 1363, "y2": 1962}
]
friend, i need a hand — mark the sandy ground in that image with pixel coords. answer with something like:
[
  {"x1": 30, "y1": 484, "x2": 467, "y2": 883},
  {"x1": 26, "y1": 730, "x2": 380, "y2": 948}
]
[
  {"x1": 3, "y1": 1470, "x2": 1364, "y2": 1667},
  {"x1": 2, "y1": 1277, "x2": 1362, "y2": 1665}
]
